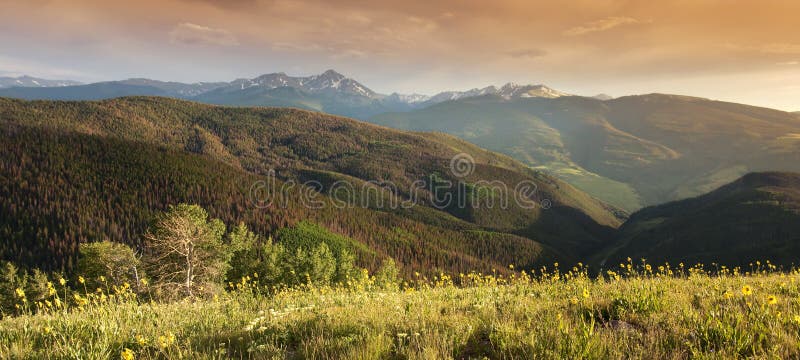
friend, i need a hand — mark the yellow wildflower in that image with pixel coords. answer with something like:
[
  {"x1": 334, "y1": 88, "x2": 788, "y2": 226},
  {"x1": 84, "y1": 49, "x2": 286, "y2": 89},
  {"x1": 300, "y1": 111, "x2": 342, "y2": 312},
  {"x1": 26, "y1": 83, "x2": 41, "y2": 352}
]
[
  {"x1": 120, "y1": 348, "x2": 135, "y2": 360},
  {"x1": 14, "y1": 288, "x2": 25, "y2": 299},
  {"x1": 59, "y1": 278, "x2": 66, "y2": 286},
  {"x1": 767, "y1": 295, "x2": 778, "y2": 305},
  {"x1": 135, "y1": 334, "x2": 147, "y2": 346},
  {"x1": 78, "y1": 276, "x2": 85, "y2": 284},
  {"x1": 582, "y1": 289, "x2": 590, "y2": 298},
  {"x1": 158, "y1": 332, "x2": 176, "y2": 348},
  {"x1": 741, "y1": 285, "x2": 752, "y2": 296}
]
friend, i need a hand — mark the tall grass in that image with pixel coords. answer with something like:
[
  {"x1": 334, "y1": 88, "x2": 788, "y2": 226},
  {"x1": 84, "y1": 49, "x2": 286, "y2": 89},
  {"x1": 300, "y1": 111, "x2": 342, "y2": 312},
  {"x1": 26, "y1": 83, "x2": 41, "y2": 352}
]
[{"x1": 2, "y1": 260, "x2": 800, "y2": 359}]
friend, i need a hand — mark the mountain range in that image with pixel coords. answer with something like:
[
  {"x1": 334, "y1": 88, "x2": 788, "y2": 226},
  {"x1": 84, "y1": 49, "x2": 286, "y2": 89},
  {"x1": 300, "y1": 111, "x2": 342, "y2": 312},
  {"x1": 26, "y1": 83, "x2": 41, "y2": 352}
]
[{"x1": 0, "y1": 70, "x2": 570, "y2": 118}]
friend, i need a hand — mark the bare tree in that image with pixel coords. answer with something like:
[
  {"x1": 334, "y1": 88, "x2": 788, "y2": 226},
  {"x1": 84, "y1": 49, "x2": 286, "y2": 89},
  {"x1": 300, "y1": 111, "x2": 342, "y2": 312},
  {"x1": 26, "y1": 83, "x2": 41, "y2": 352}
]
[{"x1": 143, "y1": 204, "x2": 228, "y2": 299}]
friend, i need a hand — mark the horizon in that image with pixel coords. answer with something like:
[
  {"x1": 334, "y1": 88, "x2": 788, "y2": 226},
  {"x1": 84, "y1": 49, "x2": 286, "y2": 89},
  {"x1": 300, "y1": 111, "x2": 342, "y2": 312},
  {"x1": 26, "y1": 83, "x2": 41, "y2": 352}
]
[{"x1": 1, "y1": 0, "x2": 798, "y2": 111}]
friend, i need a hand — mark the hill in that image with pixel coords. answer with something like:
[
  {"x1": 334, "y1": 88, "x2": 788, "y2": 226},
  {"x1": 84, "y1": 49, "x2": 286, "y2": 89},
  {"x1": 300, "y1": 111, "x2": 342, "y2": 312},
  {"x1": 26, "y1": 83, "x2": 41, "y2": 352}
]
[
  {"x1": 598, "y1": 172, "x2": 800, "y2": 267},
  {"x1": 371, "y1": 94, "x2": 800, "y2": 211},
  {"x1": 0, "y1": 97, "x2": 623, "y2": 273}
]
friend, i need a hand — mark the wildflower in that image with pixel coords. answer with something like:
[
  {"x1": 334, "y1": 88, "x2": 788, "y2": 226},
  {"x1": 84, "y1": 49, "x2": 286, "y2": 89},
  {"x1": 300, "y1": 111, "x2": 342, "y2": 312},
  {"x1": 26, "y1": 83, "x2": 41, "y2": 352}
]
[
  {"x1": 793, "y1": 315, "x2": 800, "y2": 324},
  {"x1": 43, "y1": 326, "x2": 52, "y2": 335},
  {"x1": 135, "y1": 334, "x2": 147, "y2": 346},
  {"x1": 99, "y1": 276, "x2": 106, "y2": 283},
  {"x1": 741, "y1": 285, "x2": 752, "y2": 296},
  {"x1": 59, "y1": 278, "x2": 66, "y2": 286},
  {"x1": 120, "y1": 348, "x2": 135, "y2": 360},
  {"x1": 158, "y1": 332, "x2": 176, "y2": 348},
  {"x1": 582, "y1": 289, "x2": 590, "y2": 299},
  {"x1": 570, "y1": 296, "x2": 579, "y2": 305},
  {"x1": 140, "y1": 278, "x2": 149, "y2": 286},
  {"x1": 14, "y1": 288, "x2": 25, "y2": 299},
  {"x1": 767, "y1": 295, "x2": 778, "y2": 305},
  {"x1": 78, "y1": 276, "x2": 85, "y2": 284}
]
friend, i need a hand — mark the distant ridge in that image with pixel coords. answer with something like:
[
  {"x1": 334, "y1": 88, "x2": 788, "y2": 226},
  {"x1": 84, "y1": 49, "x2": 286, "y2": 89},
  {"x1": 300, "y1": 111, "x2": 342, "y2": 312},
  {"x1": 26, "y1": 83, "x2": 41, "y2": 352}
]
[{"x1": 0, "y1": 75, "x2": 82, "y2": 88}]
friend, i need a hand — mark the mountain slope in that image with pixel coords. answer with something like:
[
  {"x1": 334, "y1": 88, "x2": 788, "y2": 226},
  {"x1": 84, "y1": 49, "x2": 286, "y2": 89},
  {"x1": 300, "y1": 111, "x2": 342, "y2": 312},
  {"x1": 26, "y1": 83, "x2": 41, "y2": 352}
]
[
  {"x1": 599, "y1": 172, "x2": 800, "y2": 267},
  {"x1": 0, "y1": 96, "x2": 623, "y2": 270},
  {"x1": 0, "y1": 82, "x2": 171, "y2": 100},
  {"x1": 371, "y1": 94, "x2": 800, "y2": 210}
]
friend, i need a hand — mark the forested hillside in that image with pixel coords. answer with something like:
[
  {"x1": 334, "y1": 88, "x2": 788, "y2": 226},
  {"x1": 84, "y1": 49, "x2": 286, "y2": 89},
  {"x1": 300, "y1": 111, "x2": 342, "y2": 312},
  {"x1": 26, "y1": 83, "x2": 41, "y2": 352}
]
[
  {"x1": 599, "y1": 172, "x2": 800, "y2": 266},
  {"x1": 0, "y1": 97, "x2": 624, "y2": 274}
]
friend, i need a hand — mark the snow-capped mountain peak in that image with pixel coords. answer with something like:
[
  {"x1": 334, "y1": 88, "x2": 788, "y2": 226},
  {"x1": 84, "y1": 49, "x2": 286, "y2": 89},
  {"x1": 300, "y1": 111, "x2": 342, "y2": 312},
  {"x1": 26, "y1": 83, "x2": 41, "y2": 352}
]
[
  {"x1": 424, "y1": 82, "x2": 569, "y2": 104},
  {"x1": 225, "y1": 69, "x2": 376, "y2": 98}
]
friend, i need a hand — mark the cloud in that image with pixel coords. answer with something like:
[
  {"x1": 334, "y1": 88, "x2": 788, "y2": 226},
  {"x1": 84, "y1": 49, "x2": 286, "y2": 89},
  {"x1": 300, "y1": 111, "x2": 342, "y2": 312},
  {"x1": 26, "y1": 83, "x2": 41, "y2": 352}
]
[
  {"x1": 169, "y1": 22, "x2": 239, "y2": 46},
  {"x1": 724, "y1": 43, "x2": 800, "y2": 56},
  {"x1": 179, "y1": 0, "x2": 259, "y2": 9},
  {"x1": 506, "y1": 48, "x2": 547, "y2": 59},
  {"x1": 761, "y1": 43, "x2": 800, "y2": 54},
  {"x1": 776, "y1": 61, "x2": 799, "y2": 66},
  {"x1": 563, "y1": 16, "x2": 644, "y2": 36}
]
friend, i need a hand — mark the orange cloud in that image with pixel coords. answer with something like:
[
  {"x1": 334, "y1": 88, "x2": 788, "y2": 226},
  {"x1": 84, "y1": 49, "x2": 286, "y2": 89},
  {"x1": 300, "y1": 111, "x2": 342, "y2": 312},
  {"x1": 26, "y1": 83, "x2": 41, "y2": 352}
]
[
  {"x1": 563, "y1": 16, "x2": 645, "y2": 36},
  {"x1": 169, "y1": 23, "x2": 239, "y2": 46}
]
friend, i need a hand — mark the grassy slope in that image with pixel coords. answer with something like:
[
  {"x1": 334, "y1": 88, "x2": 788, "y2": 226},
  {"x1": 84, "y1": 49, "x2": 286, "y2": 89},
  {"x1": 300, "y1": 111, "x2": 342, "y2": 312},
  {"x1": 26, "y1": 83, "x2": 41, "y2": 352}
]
[
  {"x1": 599, "y1": 172, "x2": 800, "y2": 267},
  {"x1": 605, "y1": 95, "x2": 800, "y2": 205},
  {"x1": 3, "y1": 269, "x2": 800, "y2": 359},
  {"x1": 371, "y1": 95, "x2": 800, "y2": 210}
]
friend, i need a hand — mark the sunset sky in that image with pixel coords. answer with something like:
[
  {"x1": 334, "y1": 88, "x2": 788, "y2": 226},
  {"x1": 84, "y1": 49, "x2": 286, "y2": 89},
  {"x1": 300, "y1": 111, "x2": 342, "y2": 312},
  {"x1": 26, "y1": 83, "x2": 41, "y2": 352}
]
[{"x1": 1, "y1": 0, "x2": 798, "y2": 110}]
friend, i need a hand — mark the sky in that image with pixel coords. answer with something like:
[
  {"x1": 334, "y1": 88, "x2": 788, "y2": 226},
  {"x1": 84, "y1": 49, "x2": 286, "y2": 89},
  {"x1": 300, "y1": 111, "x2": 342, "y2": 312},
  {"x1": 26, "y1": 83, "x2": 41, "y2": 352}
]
[{"x1": 0, "y1": 0, "x2": 798, "y2": 111}]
